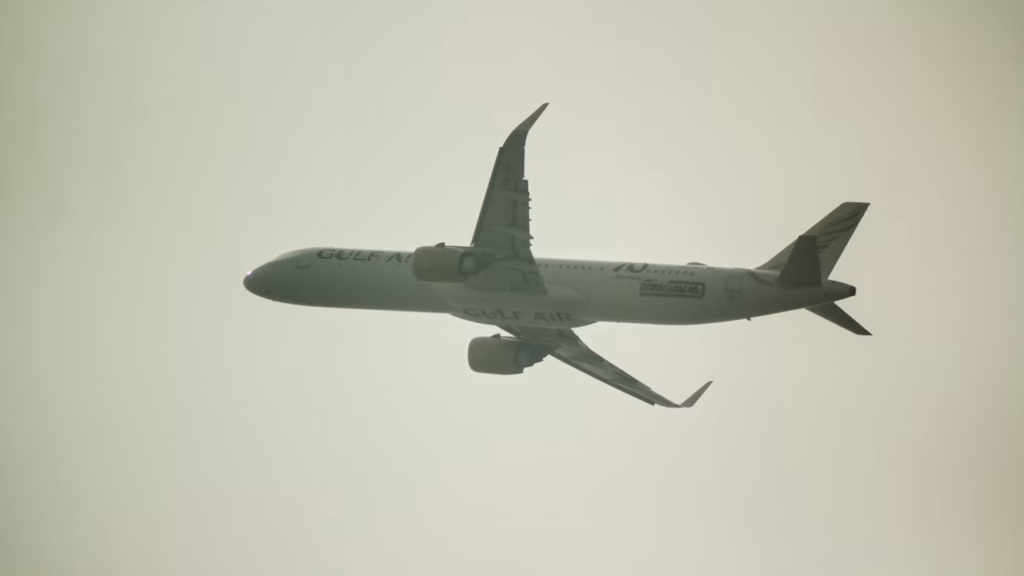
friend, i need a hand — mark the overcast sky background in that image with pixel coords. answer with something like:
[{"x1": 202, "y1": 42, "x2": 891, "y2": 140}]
[{"x1": 2, "y1": 1, "x2": 1021, "y2": 575}]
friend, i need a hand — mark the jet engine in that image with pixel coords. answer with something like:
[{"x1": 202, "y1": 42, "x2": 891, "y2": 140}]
[
  {"x1": 468, "y1": 335, "x2": 548, "y2": 375},
  {"x1": 412, "y1": 244, "x2": 481, "y2": 283}
]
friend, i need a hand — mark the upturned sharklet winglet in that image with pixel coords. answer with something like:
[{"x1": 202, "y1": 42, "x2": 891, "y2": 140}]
[
  {"x1": 673, "y1": 381, "x2": 713, "y2": 408},
  {"x1": 503, "y1": 103, "x2": 549, "y2": 148},
  {"x1": 777, "y1": 235, "x2": 822, "y2": 287},
  {"x1": 806, "y1": 303, "x2": 872, "y2": 336}
]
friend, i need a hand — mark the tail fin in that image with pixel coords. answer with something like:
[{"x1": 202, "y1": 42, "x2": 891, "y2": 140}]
[
  {"x1": 777, "y1": 235, "x2": 822, "y2": 287},
  {"x1": 758, "y1": 202, "x2": 869, "y2": 279},
  {"x1": 806, "y1": 303, "x2": 871, "y2": 335}
]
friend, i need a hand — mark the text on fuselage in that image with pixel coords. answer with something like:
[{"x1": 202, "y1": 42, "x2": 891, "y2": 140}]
[
  {"x1": 462, "y1": 307, "x2": 573, "y2": 322},
  {"x1": 316, "y1": 249, "x2": 412, "y2": 263}
]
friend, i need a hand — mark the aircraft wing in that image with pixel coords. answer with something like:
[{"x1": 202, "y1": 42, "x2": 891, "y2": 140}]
[
  {"x1": 503, "y1": 325, "x2": 713, "y2": 408},
  {"x1": 468, "y1": 104, "x2": 549, "y2": 293}
]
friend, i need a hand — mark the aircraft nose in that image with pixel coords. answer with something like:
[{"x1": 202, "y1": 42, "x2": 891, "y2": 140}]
[
  {"x1": 243, "y1": 268, "x2": 260, "y2": 295},
  {"x1": 244, "y1": 264, "x2": 272, "y2": 298},
  {"x1": 243, "y1": 251, "x2": 314, "y2": 303}
]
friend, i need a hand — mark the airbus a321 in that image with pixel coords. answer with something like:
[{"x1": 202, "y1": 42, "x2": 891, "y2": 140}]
[{"x1": 244, "y1": 104, "x2": 870, "y2": 408}]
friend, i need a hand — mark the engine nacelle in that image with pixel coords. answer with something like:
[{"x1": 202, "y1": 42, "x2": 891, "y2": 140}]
[
  {"x1": 412, "y1": 245, "x2": 480, "y2": 283},
  {"x1": 468, "y1": 336, "x2": 547, "y2": 375}
]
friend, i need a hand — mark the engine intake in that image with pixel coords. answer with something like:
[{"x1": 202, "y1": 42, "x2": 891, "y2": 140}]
[
  {"x1": 412, "y1": 245, "x2": 480, "y2": 283},
  {"x1": 468, "y1": 336, "x2": 547, "y2": 375}
]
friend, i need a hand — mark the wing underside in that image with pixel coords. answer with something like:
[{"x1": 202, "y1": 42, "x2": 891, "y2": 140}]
[
  {"x1": 503, "y1": 326, "x2": 712, "y2": 408},
  {"x1": 468, "y1": 104, "x2": 550, "y2": 293}
]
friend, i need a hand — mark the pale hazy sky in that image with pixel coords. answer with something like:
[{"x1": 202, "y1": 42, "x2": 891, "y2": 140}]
[{"x1": 2, "y1": 1, "x2": 1021, "y2": 575}]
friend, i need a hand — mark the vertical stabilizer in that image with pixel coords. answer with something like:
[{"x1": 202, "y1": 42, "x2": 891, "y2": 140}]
[
  {"x1": 759, "y1": 202, "x2": 869, "y2": 278},
  {"x1": 777, "y1": 235, "x2": 822, "y2": 287}
]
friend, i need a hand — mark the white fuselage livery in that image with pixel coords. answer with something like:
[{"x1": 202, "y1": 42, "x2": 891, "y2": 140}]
[{"x1": 245, "y1": 247, "x2": 855, "y2": 329}]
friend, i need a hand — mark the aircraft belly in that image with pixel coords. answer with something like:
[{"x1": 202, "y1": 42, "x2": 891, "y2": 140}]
[
  {"x1": 586, "y1": 297, "x2": 720, "y2": 325},
  {"x1": 437, "y1": 283, "x2": 593, "y2": 328}
]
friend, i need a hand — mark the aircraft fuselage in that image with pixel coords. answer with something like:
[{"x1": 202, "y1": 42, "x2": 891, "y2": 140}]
[{"x1": 243, "y1": 247, "x2": 855, "y2": 329}]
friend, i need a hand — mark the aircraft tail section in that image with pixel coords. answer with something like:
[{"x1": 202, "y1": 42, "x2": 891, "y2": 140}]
[
  {"x1": 777, "y1": 235, "x2": 822, "y2": 287},
  {"x1": 758, "y1": 202, "x2": 869, "y2": 279}
]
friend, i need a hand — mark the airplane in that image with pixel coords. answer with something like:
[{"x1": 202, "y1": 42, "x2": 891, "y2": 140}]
[{"x1": 244, "y1": 103, "x2": 870, "y2": 409}]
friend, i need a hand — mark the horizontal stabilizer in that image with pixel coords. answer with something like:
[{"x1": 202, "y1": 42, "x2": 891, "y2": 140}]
[
  {"x1": 806, "y1": 303, "x2": 871, "y2": 336},
  {"x1": 777, "y1": 235, "x2": 822, "y2": 287}
]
